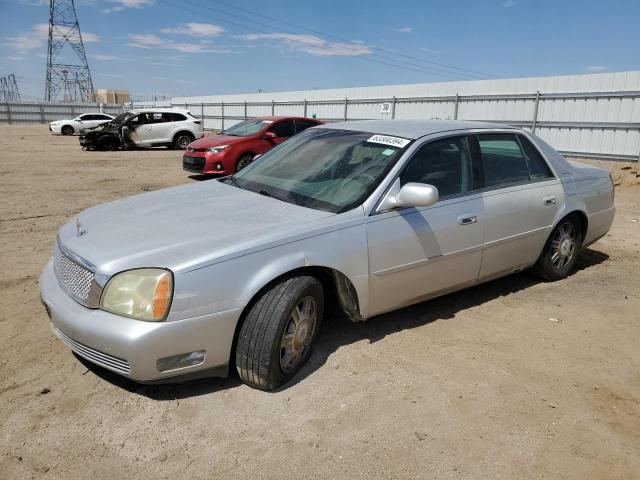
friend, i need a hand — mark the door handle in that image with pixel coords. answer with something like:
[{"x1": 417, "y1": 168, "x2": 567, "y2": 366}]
[
  {"x1": 458, "y1": 215, "x2": 478, "y2": 225},
  {"x1": 544, "y1": 196, "x2": 557, "y2": 206}
]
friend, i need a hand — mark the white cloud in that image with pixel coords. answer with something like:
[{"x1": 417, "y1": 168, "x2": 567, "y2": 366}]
[
  {"x1": 4, "y1": 23, "x2": 99, "y2": 53},
  {"x1": 586, "y1": 65, "x2": 607, "y2": 72},
  {"x1": 502, "y1": 0, "x2": 517, "y2": 6},
  {"x1": 82, "y1": 32, "x2": 100, "y2": 42},
  {"x1": 91, "y1": 54, "x2": 118, "y2": 61},
  {"x1": 237, "y1": 33, "x2": 372, "y2": 56},
  {"x1": 161, "y1": 23, "x2": 224, "y2": 38},
  {"x1": 126, "y1": 33, "x2": 230, "y2": 53},
  {"x1": 395, "y1": 27, "x2": 413, "y2": 33},
  {"x1": 101, "y1": 0, "x2": 151, "y2": 12}
]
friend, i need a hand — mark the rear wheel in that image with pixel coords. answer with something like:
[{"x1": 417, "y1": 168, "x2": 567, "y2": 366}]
[
  {"x1": 533, "y1": 215, "x2": 582, "y2": 281},
  {"x1": 173, "y1": 132, "x2": 194, "y2": 150},
  {"x1": 61, "y1": 125, "x2": 74, "y2": 136},
  {"x1": 235, "y1": 276, "x2": 324, "y2": 391},
  {"x1": 236, "y1": 154, "x2": 255, "y2": 172}
]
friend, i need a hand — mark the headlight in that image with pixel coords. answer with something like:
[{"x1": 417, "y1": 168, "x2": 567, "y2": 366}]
[
  {"x1": 100, "y1": 268, "x2": 173, "y2": 321},
  {"x1": 207, "y1": 145, "x2": 230, "y2": 154}
]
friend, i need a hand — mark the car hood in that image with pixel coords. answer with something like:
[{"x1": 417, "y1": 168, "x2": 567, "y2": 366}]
[
  {"x1": 188, "y1": 134, "x2": 252, "y2": 149},
  {"x1": 57, "y1": 180, "x2": 334, "y2": 276}
]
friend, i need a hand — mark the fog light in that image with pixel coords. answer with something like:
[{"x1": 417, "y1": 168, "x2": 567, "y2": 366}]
[
  {"x1": 215, "y1": 162, "x2": 223, "y2": 171},
  {"x1": 157, "y1": 350, "x2": 206, "y2": 372}
]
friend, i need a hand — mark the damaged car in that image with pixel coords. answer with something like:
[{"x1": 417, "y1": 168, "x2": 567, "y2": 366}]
[
  {"x1": 41, "y1": 120, "x2": 615, "y2": 391},
  {"x1": 79, "y1": 109, "x2": 203, "y2": 151}
]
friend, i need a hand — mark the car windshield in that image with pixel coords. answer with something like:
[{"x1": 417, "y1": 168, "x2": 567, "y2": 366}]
[
  {"x1": 228, "y1": 128, "x2": 411, "y2": 213},
  {"x1": 110, "y1": 112, "x2": 134, "y2": 125},
  {"x1": 223, "y1": 118, "x2": 273, "y2": 136}
]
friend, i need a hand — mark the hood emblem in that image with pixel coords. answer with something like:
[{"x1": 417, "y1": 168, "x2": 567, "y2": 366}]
[{"x1": 76, "y1": 218, "x2": 88, "y2": 237}]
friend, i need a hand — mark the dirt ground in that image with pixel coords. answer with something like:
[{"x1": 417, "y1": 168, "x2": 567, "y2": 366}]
[{"x1": 1, "y1": 125, "x2": 639, "y2": 480}]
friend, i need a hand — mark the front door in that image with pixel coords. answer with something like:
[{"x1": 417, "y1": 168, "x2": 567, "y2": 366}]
[
  {"x1": 128, "y1": 114, "x2": 153, "y2": 145},
  {"x1": 366, "y1": 135, "x2": 484, "y2": 316}
]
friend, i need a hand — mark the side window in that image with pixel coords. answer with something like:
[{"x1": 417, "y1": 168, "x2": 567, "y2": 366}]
[
  {"x1": 400, "y1": 136, "x2": 473, "y2": 199},
  {"x1": 170, "y1": 113, "x2": 187, "y2": 122},
  {"x1": 517, "y1": 135, "x2": 554, "y2": 180},
  {"x1": 294, "y1": 119, "x2": 318, "y2": 134},
  {"x1": 128, "y1": 114, "x2": 147, "y2": 126},
  {"x1": 80, "y1": 114, "x2": 93, "y2": 121},
  {"x1": 148, "y1": 112, "x2": 165, "y2": 123},
  {"x1": 268, "y1": 120, "x2": 295, "y2": 138},
  {"x1": 477, "y1": 133, "x2": 530, "y2": 188},
  {"x1": 98, "y1": 114, "x2": 112, "y2": 120}
]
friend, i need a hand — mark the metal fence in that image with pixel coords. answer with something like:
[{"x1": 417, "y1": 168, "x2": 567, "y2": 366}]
[
  {"x1": 173, "y1": 90, "x2": 640, "y2": 162},
  {"x1": 0, "y1": 101, "x2": 128, "y2": 124}
]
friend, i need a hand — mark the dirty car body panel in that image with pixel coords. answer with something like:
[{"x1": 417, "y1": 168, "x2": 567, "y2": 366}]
[{"x1": 40, "y1": 120, "x2": 615, "y2": 383}]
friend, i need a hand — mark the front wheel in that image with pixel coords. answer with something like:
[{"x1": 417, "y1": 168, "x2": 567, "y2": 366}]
[
  {"x1": 235, "y1": 154, "x2": 255, "y2": 172},
  {"x1": 236, "y1": 276, "x2": 324, "y2": 391},
  {"x1": 98, "y1": 135, "x2": 119, "y2": 151},
  {"x1": 533, "y1": 215, "x2": 582, "y2": 281},
  {"x1": 61, "y1": 125, "x2": 74, "y2": 136}
]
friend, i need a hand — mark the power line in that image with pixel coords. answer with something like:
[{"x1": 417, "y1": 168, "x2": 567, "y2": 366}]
[
  {"x1": 211, "y1": 0, "x2": 494, "y2": 79},
  {"x1": 157, "y1": 0, "x2": 490, "y2": 81}
]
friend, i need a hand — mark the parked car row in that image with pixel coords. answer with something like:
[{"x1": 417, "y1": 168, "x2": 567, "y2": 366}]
[{"x1": 40, "y1": 118, "x2": 616, "y2": 391}]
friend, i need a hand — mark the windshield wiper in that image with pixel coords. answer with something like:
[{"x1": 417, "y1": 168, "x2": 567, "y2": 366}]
[
  {"x1": 220, "y1": 175, "x2": 238, "y2": 186},
  {"x1": 258, "y1": 189, "x2": 272, "y2": 197}
]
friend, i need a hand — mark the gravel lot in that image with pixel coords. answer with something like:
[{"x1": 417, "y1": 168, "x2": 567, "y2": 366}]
[{"x1": 1, "y1": 125, "x2": 639, "y2": 479}]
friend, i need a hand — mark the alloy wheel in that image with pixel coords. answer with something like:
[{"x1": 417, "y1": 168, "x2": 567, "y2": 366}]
[
  {"x1": 280, "y1": 296, "x2": 317, "y2": 373},
  {"x1": 550, "y1": 221, "x2": 577, "y2": 270}
]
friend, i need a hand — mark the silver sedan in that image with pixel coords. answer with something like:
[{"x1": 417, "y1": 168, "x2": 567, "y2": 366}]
[{"x1": 39, "y1": 120, "x2": 616, "y2": 390}]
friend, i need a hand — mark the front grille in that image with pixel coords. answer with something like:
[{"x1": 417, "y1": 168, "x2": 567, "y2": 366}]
[
  {"x1": 183, "y1": 155, "x2": 205, "y2": 173},
  {"x1": 53, "y1": 243, "x2": 96, "y2": 306},
  {"x1": 54, "y1": 327, "x2": 131, "y2": 374}
]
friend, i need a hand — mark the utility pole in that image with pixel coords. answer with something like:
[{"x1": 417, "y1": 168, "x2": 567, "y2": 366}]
[{"x1": 45, "y1": 0, "x2": 94, "y2": 102}]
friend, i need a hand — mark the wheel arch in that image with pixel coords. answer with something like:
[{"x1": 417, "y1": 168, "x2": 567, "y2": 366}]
[
  {"x1": 227, "y1": 264, "x2": 362, "y2": 370},
  {"x1": 172, "y1": 130, "x2": 195, "y2": 142}
]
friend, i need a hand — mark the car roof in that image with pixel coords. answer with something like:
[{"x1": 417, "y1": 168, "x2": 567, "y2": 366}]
[
  {"x1": 252, "y1": 116, "x2": 321, "y2": 121},
  {"x1": 319, "y1": 119, "x2": 517, "y2": 139},
  {"x1": 130, "y1": 108, "x2": 191, "y2": 114}
]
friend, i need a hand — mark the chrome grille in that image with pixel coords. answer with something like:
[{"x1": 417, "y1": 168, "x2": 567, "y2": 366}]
[
  {"x1": 53, "y1": 243, "x2": 96, "y2": 306},
  {"x1": 54, "y1": 327, "x2": 131, "y2": 374}
]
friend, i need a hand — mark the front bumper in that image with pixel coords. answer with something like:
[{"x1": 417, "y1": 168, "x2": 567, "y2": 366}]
[
  {"x1": 183, "y1": 151, "x2": 231, "y2": 175},
  {"x1": 79, "y1": 135, "x2": 95, "y2": 147},
  {"x1": 49, "y1": 124, "x2": 62, "y2": 134},
  {"x1": 39, "y1": 260, "x2": 241, "y2": 382}
]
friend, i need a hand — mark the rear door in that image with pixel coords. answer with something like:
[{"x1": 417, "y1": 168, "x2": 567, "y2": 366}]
[
  {"x1": 366, "y1": 134, "x2": 485, "y2": 316},
  {"x1": 474, "y1": 132, "x2": 562, "y2": 280}
]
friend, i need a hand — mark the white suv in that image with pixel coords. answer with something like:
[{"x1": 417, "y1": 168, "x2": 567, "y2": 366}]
[
  {"x1": 79, "y1": 109, "x2": 205, "y2": 150},
  {"x1": 49, "y1": 113, "x2": 114, "y2": 135}
]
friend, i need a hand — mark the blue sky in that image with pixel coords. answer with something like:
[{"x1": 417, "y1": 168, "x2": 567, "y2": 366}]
[{"x1": 1, "y1": 0, "x2": 639, "y2": 100}]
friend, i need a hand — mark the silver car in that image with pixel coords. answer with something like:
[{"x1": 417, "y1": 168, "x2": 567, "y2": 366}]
[{"x1": 40, "y1": 120, "x2": 616, "y2": 390}]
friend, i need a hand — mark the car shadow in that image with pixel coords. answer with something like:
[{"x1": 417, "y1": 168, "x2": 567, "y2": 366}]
[
  {"x1": 77, "y1": 248, "x2": 609, "y2": 398},
  {"x1": 187, "y1": 174, "x2": 212, "y2": 181}
]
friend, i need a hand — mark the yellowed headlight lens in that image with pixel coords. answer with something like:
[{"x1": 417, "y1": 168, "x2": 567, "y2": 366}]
[{"x1": 100, "y1": 269, "x2": 173, "y2": 321}]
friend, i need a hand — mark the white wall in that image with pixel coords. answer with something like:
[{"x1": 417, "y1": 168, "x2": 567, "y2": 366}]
[{"x1": 163, "y1": 71, "x2": 640, "y2": 160}]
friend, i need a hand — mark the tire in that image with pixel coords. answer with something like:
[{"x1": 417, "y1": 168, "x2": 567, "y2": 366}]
[
  {"x1": 172, "y1": 132, "x2": 194, "y2": 150},
  {"x1": 61, "y1": 125, "x2": 74, "y2": 136},
  {"x1": 533, "y1": 214, "x2": 582, "y2": 281},
  {"x1": 98, "y1": 135, "x2": 119, "y2": 151},
  {"x1": 236, "y1": 276, "x2": 324, "y2": 391},
  {"x1": 235, "y1": 154, "x2": 255, "y2": 172}
]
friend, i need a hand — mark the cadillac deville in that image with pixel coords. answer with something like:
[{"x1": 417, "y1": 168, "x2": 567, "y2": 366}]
[{"x1": 40, "y1": 120, "x2": 616, "y2": 391}]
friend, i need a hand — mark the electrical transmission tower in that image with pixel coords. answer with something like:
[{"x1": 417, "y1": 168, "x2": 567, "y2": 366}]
[
  {"x1": 0, "y1": 74, "x2": 21, "y2": 101},
  {"x1": 45, "y1": 0, "x2": 94, "y2": 102}
]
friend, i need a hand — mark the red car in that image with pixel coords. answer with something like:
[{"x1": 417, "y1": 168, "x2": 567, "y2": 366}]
[{"x1": 182, "y1": 116, "x2": 324, "y2": 175}]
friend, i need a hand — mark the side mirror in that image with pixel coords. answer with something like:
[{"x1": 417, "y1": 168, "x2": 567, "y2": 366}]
[
  {"x1": 261, "y1": 131, "x2": 277, "y2": 140},
  {"x1": 377, "y1": 179, "x2": 439, "y2": 211}
]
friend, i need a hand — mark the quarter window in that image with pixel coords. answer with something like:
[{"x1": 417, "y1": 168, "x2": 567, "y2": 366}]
[
  {"x1": 400, "y1": 136, "x2": 472, "y2": 199},
  {"x1": 517, "y1": 135, "x2": 554, "y2": 180},
  {"x1": 294, "y1": 119, "x2": 319, "y2": 134}
]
